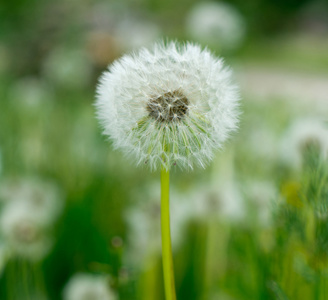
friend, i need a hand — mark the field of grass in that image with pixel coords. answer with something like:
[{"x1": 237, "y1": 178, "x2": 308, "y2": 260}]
[{"x1": 1, "y1": 0, "x2": 328, "y2": 299}]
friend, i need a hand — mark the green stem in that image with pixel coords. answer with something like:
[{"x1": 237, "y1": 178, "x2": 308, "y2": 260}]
[
  {"x1": 139, "y1": 254, "x2": 160, "y2": 300},
  {"x1": 160, "y1": 166, "x2": 177, "y2": 300}
]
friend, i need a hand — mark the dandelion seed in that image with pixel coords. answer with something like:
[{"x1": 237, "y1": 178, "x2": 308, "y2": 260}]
[{"x1": 96, "y1": 41, "x2": 240, "y2": 171}]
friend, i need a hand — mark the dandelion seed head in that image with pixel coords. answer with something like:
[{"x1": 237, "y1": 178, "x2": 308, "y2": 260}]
[{"x1": 96, "y1": 41, "x2": 240, "y2": 170}]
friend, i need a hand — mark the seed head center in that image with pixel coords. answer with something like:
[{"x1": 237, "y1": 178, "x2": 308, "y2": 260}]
[
  {"x1": 15, "y1": 222, "x2": 38, "y2": 243},
  {"x1": 147, "y1": 90, "x2": 189, "y2": 122}
]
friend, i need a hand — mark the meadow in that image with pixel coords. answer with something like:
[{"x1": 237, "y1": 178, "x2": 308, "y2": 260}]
[{"x1": 0, "y1": 0, "x2": 328, "y2": 299}]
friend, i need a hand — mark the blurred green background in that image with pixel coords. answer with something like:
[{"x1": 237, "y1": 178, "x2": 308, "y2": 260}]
[{"x1": 0, "y1": 0, "x2": 328, "y2": 299}]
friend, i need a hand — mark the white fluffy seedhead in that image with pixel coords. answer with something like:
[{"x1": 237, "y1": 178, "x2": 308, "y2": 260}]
[{"x1": 96, "y1": 41, "x2": 240, "y2": 171}]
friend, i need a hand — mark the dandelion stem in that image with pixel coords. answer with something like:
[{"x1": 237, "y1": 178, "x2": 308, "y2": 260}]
[{"x1": 160, "y1": 166, "x2": 177, "y2": 300}]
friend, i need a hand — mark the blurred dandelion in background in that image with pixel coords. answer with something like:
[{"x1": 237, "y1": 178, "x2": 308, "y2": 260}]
[
  {"x1": 0, "y1": 201, "x2": 52, "y2": 260},
  {"x1": 0, "y1": 178, "x2": 63, "y2": 226},
  {"x1": 280, "y1": 118, "x2": 328, "y2": 171},
  {"x1": 8, "y1": 77, "x2": 54, "y2": 109},
  {"x1": 124, "y1": 182, "x2": 193, "y2": 266},
  {"x1": 124, "y1": 183, "x2": 195, "y2": 299},
  {"x1": 192, "y1": 181, "x2": 245, "y2": 222},
  {"x1": 186, "y1": 1, "x2": 246, "y2": 51},
  {"x1": 115, "y1": 18, "x2": 161, "y2": 51},
  {"x1": 42, "y1": 47, "x2": 93, "y2": 90},
  {"x1": 243, "y1": 180, "x2": 277, "y2": 228},
  {"x1": 0, "y1": 178, "x2": 63, "y2": 298},
  {"x1": 63, "y1": 273, "x2": 116, "y2": 300}
]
